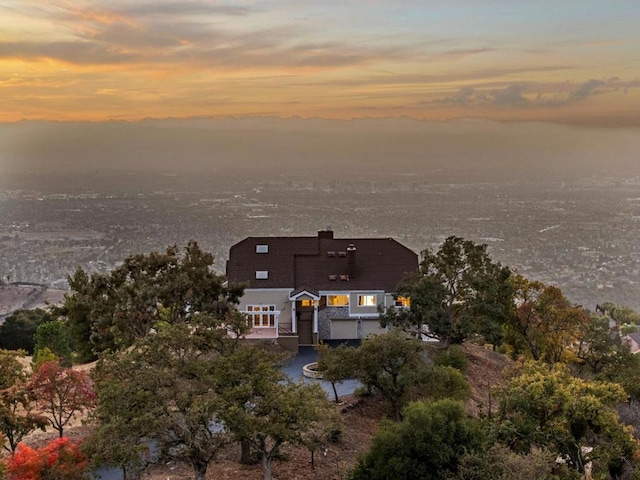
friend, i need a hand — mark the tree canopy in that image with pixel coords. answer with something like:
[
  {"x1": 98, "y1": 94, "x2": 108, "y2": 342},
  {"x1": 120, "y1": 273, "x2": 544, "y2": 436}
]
[
  {"x1": 90, "y1": 310, "x2": 248, "y2": 480},
  {"x1": 349, "y1": 399, "x2": 482, "y2": 480},
  {"x1": 59, "y1": 241, "x2": 244, "y2": 360},
  {"x1": 492, "y1": 362, "x2": 636, "y2": 476},
  {"x1": 0, "y1": 309, "x2": 52, "y2": 355},
  {"x1": 504, "y1": 276, "x2": 588, "y2": 363},
  {"x1": 382, "y1": 236, "x2": 513, "y2": 348}
]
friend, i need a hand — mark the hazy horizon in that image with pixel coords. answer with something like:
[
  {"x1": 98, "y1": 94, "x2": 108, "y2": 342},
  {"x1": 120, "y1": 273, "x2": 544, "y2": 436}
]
[{"x1": 1, "y1": 118, "x2": 639, "y2": 186}]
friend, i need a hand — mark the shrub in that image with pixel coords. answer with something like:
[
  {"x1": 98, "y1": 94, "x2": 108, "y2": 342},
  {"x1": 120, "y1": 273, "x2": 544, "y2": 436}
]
[
  {"x1": 5, "y1": 437, "x2": 88, "y2": 480},
  {"x1": 432, "y1": 345, "x2": 468, "y2": 374}
]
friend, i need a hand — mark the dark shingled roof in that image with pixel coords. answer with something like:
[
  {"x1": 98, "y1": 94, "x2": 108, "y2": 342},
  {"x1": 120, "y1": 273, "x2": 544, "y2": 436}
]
[{"x1": 226, "y1": 230, "x2": 418, "y2": 292}]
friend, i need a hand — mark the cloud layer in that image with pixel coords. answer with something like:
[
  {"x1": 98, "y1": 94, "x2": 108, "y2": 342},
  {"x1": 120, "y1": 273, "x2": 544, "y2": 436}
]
[{"x1": 0, "y1": 0, "x2": 639, "y2": 124}]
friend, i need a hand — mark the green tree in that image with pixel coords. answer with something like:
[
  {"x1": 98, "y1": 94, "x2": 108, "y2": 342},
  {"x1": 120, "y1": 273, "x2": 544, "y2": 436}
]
[
  {"x1": 300, "y1": 407, "x2": 342, "y2": 470},
  {"x1": 83, "y1": 418, "x2": 146, "y2": 480},
  {"x1": 61, "y1": 241, "x2": 244, "y2": 357},
  {"x1": 0, "y1": 350, "x2": 47, "y2": 453},
  {"x1": 575, "y1": 313, "x2": 633, "y2": 376},
  {"x1": 54, "y1": 270, "x2": 94, "y2": 363},
  {"x1": 316, "y1": 343, "x2": 357, "y2": 403},
  {"x1": 598, "y1": 302, "x2": 640, "y2": 327},
  {"x1": 221, "y1": 378, "x2": 336, "y2": 480},
  {"x1": 0, "y1": 309, "x2": 52, "y2": 354},
  {"x1": 504, "y1": 276, "x2": 588, "y2": 363},
  {"x1": 33, "y1": 320, "x2": 72, "y2": 365},
  {"x1": 349, "y1": 399, "x2": 482, "y2": 480},
  {"x1": 382, "y1": 236, "x2": 512, "y2": 349},
  {"x1": 353, "y1": 331, "x2": 429, "y2": 421},
  {"x1": 492, "y1": 362, "x2": 636, "y2": 475},
  {"x1": 90, "y1": 310, "x2": 248, "y2": 480},
  {"x1": 211, "y1": 342, "x2": 338, "y2": 479}
]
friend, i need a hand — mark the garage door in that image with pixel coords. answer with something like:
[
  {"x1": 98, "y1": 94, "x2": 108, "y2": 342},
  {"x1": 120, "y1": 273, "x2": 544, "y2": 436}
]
[
  {"x1": 362, "y1": 319, "x2": 386, "y2": 338},
  {"x1": 330, "y1": 319, "x2": 357, "y2": 339}
]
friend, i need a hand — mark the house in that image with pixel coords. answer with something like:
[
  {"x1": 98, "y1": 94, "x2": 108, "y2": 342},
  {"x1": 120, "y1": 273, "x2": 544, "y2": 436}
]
[
  {"x1": 226, "y1": 228, "x2": 418, "y2": 350},
  {"x1": 623, "y1": 332, "x2": 640, "y2": 353}
]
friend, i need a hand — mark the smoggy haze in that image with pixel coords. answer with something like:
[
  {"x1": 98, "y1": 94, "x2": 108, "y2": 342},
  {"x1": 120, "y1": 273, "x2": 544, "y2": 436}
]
[
  {"x1": 1, "y1": 118, "x2": 639, "y2": 182},
  {"x1": 1, "y1": 1, "x2": 639, "y2": 125}
]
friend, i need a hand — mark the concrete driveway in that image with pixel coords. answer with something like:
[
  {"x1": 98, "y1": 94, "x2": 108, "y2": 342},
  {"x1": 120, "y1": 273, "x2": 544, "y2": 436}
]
[{"x1": 281, "y1": 345, "x2": 360, "y2": 400}]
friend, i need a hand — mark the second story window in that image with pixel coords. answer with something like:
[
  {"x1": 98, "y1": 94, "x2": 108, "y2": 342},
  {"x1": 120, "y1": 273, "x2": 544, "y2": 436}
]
[
  {"x1": 327, "y1": 295, "x2": 349, "y2": 306},
  {"x1": 358, "y1": 295, "x2": 377, "y2": 307}
]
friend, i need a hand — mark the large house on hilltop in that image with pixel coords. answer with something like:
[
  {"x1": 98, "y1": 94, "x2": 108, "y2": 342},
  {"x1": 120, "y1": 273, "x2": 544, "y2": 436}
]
[{"x1": 226, "y1": 229, "x2": 418, "y2": 350}]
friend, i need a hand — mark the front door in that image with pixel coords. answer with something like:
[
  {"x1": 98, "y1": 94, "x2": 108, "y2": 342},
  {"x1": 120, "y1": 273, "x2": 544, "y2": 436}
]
[{"x1": 296, "y1": 305, "x2": 314, "y2": 345}]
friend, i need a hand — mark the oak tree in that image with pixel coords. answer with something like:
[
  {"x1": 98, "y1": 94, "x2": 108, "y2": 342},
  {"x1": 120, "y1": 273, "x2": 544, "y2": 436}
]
[
  {"x1": 61, "y1": 241, "x2": 243, "y2": 358},
  {"x1": 505, "y1": 276, "x2": 588, "y2": 363},
  {"x1": 493, "y1": 362, "x2": 636, "y2": 476},
  {"x1": 352, "y1": 331, "x2": 429, "y2": 421},
  {"x1": 90, "y1": 309, "x2": 249, "y2": 480},
  {"x1": 382, "y1": 236, "x2": 512, "y2": 349},
  {"x1": 316, "y1": 342, "x2": 357, "y2": 403}
]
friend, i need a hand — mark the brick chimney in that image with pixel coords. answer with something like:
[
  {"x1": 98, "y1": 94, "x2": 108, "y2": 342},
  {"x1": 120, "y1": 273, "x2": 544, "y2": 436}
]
[
  {"x1": 318, "y1": 227, "x2": 334, "y2": 240},
  {"x1": 347, "y1": 243, "x2": 356, "y2": 279}
]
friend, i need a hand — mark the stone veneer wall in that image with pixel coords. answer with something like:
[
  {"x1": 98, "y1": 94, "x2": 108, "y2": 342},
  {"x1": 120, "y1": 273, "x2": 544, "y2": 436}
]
[{"x1": 318, "y1": 306, "x2": 349, "y2": 340}]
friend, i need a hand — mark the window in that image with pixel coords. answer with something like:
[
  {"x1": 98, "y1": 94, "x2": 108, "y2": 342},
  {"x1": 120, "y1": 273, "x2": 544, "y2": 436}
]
[
  {"x1": 358, "y1": 295, "x2": 377, "y2": 307},
  {"x1": 395, "y1": 296, "x2": 411, "y2": 307},
  {"x1": 300, "y1": 299, "x2": 316, "y2": 307},
  {"x1": 246, "y1": 305, "x2": 277, "y2": 327},
  {"x1": 327, "y1": 295, "x2": 349, "y2": 306},
  {"x1": 256, "y1": 244, "x2": 269, "y2": 253},
  {"x1": 255, "y1": 270, "x2": 268, "y2": 279}
]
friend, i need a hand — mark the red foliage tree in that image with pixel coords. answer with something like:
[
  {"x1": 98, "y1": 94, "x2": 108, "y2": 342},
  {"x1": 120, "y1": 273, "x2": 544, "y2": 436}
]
[
  {"x1": 27, "y1": 361, "x2": 96, "y2": 438},
  {"x1": 5, "y1": 437, "x2": 88, "y2": 480}
]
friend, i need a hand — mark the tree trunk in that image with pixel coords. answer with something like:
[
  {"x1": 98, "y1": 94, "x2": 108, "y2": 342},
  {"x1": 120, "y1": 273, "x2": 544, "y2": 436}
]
[
  {"x1": 262, "y1": 454, "x2": 273, "y2": 480},
  {"x1": 240, "y1": 438, "x2": 252, "y2": 464},
  {"x1": 193, "y1": 459, "x2": 208, "y2": 480},
  {"x1": 331, "y1": 381, "x2": 339, "y2": 403}
]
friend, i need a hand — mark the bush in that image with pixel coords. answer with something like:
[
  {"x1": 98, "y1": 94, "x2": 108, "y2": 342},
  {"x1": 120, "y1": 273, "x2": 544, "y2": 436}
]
[
  {"x1": 453, "y1": 445, "x2": 573, "y2": 480},
  {"x1": 432, "y1": 345, "x2": 468, "y2": 374},
  {"x1": 349, "y1": 399, "x2": 482, "y2": 480},
  {"x1": 5, "y1": 437, "x2": 89, "y2": 480},
  {"x1": 417, "y1": 365, "x2": 470, "y2": 402}
]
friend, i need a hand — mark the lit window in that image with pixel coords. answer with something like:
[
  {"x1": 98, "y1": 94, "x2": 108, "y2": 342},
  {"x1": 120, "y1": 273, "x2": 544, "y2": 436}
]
[
  {"x1": 300, "y1": 299, "x2": 315, "y2": 307},
  {"x1": 255, "y1": 270, "x2": 268, "y2": 279},
  {"x1": 395, "y1": 296, "x2": 411, "y2": 307},
  {"x1": 358, "y1": 295, "x2": 377, "y2": 307},
  {"x1": 246, "y1": 305, "x2": 277, "y2": 327},
  {"x1": 327, "y1": 295, "x2": 349, "y2": 306},
  {"x1": 256, "y1": 245, "x2": 268, "y2": 253}
]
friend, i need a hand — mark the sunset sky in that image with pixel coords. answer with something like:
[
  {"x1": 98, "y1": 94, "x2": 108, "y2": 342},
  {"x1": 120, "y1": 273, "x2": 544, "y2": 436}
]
[{"x1": 1, "y1": 0, "x2": 639, "y2": 125}]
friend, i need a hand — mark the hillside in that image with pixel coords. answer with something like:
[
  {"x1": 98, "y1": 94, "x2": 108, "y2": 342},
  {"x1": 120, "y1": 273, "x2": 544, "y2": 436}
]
[
  {"x1": 19, "y1": 343, "x2": 511, "y2": 480},
  {"x1": 0, "y1": 285, "x2": 66, "y2": 319}
]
